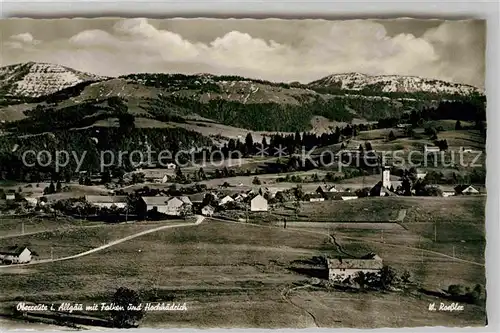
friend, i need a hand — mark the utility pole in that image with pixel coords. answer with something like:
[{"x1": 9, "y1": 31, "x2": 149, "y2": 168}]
[
  {"x1": 246, "y1": 205, "x2": 249, "y2": 223},
  {"x1": 453, "y1": 245, "x2": 455, "y2": 258},
  {"x1": 50, "y1": 246, "x2": 53, "y2": 260},
  {"x1": 21, "y1": 220, "x2": 25, "y2": 235},
  {"x1": 381, "y1": 230, "x2": 384, "y2": 243},
  {"x1": 434, "y1": 224, "x2": 437, "y2": 242}
]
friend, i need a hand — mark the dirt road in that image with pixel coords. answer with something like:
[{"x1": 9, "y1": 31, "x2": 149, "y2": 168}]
[{"x1": 0, "y1": 215, "x2": 205, "y2": 268}]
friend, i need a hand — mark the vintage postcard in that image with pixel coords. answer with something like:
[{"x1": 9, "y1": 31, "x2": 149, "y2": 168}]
[{"x1": 0, "y1": 17, "x2": 487, "y2": 329}]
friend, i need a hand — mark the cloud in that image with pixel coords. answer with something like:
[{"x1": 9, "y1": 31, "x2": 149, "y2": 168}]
[
  {"x1": 0, "y1": 19, "x2": 485, "y2": 88},
  {"x1": 4, "y1": 32, "x2": 41, "y2": 49}
]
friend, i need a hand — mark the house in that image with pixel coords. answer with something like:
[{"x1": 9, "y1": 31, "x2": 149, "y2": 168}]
[
  {"x1": 164, "y1": 197, "x2": 187, "y2": 216},
  {"x1": 370, "y1": 182, "x2": 396, "y2": 197},
  {"x1": 340, "y1": 193, "x2": 359, "y2": 201},
  {"x1": 307, "y1": 193, "x2": 325, "y2": 202},
  {"x1": 316, "y1": 185, "x2": 338, "y2": 196},
  {"x1": 5, "y1": 193, "x2": 16, "y2": 201},
  {"x1": 327, "y1": 254, "x2": 383, "y2": 282},
  {"x1": 160, "y1": 174, "x2": 171, "y2": 184},
  {"x1": 220, "y1": 195, "x2": 234, "y2": 205},
  {"x1": 416, "y1": 169, "x2": 428, "y2": 180},
  {"x1": 188, "y1": 193, "x2": 206, "y2": 205},
  {"x1": 460, "y1": 147, "x2": 475, "y2": 153},
  {"x1": 326, "y1": 185, "x2": 338, "y2": 193},
  {"x1": 85, "y1": 195, "x2": 128, "y2": 209},
  {"x1": 166, "y1": 163, "x2": 177, "y2": 169},
  {"x1": 436, "y1": 185, "x2": 455, "y2": 197},
  {"x1": 140, "y1": 169, "x2": 176, "y2": 183},
  {"x1": 232, "y1": 193, "x2": 246, "y2": 202},
  {"x1": 24, "y1": 197, "x2": 39, "y2": 207},
  {"x1": 201, "y1": 205, "x2": 215, "y2": 217},
  {"x1": 178, "y1": 196, "x2": 193, "y2": 206},
  {"x1": 424, "y1": 145, "x2": 441, "y2": 154},
  {"x1": 0, "y1": 245, "x2": 36, "y2": 264},
  {"x1": 319, "y1": 191, "x2": 336, "y2": 200},
  {"x1": 141, "y1": 196, "x2": 188, "y2": 216},
  {"x1": 142, "y1": 196, "x2": 169, "y2": 214},
  {"x1": 454, "y1": 185, "x2": 480, "y2": 195},
  {"x1": 250, "y1": 194, "x2": 268, "y2": 212}
]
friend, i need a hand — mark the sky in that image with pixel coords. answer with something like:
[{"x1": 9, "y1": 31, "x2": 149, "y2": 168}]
[{"x1": 0, "y1": 18, "x2": 486, "y2": 88}]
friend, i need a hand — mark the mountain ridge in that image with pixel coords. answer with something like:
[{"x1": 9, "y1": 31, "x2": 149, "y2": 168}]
[
  {"x1": 0, "y1": 61, "x2": 106, "y2": 98},
  {"x1": 308, "y1": 72, "x2": 481, "y2": 95},
  {"x1": 0, "y1": 62, "x2": 483, "y2": 100}
]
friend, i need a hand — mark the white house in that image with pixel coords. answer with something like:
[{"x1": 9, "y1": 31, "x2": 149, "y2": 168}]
[
  {"x1": 165, "y1": 197, "x2": 186, "y2": 215},
  {"x1": 178, "y1": 196, "x2": 193, "y2": 206},
  {"x1": 0, "y1": 245, "x2": 35, "y2": 264},
  {"x1": 5, "y1": 193, "x2": 15, "y2": 201},
  {"x1": 220, "y1": 195, "x2": 234, "y2": 205},
  {"x1": 424, "y1": 145, "x2": 441, "y2": 154},
  {"x1": 455, "y1": 185, "x2": 480, "y2": 195},
  {"x1": 416, "y1": 172, "x2": 428, "y2": 180},
  {"x1": 327, "y1": 254, "x2": 383, "y2": 282},
  {"x1": 85, "y1": 195, "x2": 128, "y2": 209},
  {"x1": 327, "y1": 185, "x2": 338, "y2": 193},
  {"x1": 201, "y1": 205, "x2": 215, "y2": 217},
  {"x1": 250, "y1": 195, "x2": 268, "y2": 212},
  {"x1": 24, "y1": 197, "x2": 39, "y2": 207},
  {"x1": 142, "y1": 196, "x2": 189, "y2": 216},
  {"x1": 308, "y1": 194, "x2": 325, "y2": 202},
  {"x1": 341, "y1": 194, "x2": 358, "y2": 201},
  {"x1": 232, "y1": 193, "x2": 245, "y2": 202},
  {"x1": 460, "y1": 147, "x2": 475, "y2": 153},
  {"x1": 166, "y1": 163, "x2": 177, "y2": 169}
]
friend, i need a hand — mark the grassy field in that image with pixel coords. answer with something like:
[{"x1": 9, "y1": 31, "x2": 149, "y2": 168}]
[
  {"x1": 0, "y1": 220, "x2": 177, "y2": 259},
  {"x1": 275, "y1": 196, "x2": 485, "y2": 223},
  {"x1": 0, "y1": 216, "x2": 103, "y2": 238},
  {"x1": 0, "y1": 216, "x2": 486, "y2": 328}
]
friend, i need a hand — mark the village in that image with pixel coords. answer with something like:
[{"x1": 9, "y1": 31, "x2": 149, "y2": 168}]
[{"x1": 0, "y1": 140, "x2": 484, "y2": 278}]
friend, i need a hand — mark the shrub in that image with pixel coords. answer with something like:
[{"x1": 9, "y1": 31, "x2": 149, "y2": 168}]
[
  {"x1": 252, "y1": 176, "x2": 261, "y2": 185},
  {"x1": 448, "y1": 284, "x2": 466, "y2": 297},
  {"x1": 109, "y1": 287, "x2": 144, "y2": 328}
]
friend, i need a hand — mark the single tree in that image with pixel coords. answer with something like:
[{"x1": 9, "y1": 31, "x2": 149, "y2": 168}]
[
  {"x1": 354, "y1": 271, "x2": 367, "y2": 290},
  {"x1": 109, "y1": 287, "x2": 144, "y2": 328},
  {"x1": 388, "y1": 130, "x2": 396, "y2": 141},
  {"x1": 101, "y1": 170, "x2": 111, "y2": 184},
  {"x1": 380, "y1": 265, "x2": 397, "y2": 289},
  {"x1": 245, "y1": 133, "x2": 254, "y2": 154},
  {"x1": 46, "y1": 181, "x2": 55, "y2": 195},
  {"x1": 198, "y1": 167, "x2": 207, "y2": 180},
  {"x1": 455, "y1": 120, "x2": 462, "y2": 130}
]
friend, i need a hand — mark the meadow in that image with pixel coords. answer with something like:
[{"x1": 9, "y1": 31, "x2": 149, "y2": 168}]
[{"x1": 0, "y1": 214, "x2": 486, "y2": 328}]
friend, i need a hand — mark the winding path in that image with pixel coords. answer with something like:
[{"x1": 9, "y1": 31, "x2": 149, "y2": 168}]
[
  {"x1": 281, "y1": 284, "x2": 320, "y2": 328},
  {"x1": 0, "y1": 215, "x2": 205, "y2": 268}
]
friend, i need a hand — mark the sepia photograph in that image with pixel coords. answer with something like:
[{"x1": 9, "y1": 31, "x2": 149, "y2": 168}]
[{"x1": 0, "y1": 13, "x2": 489, "y2": 330}]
